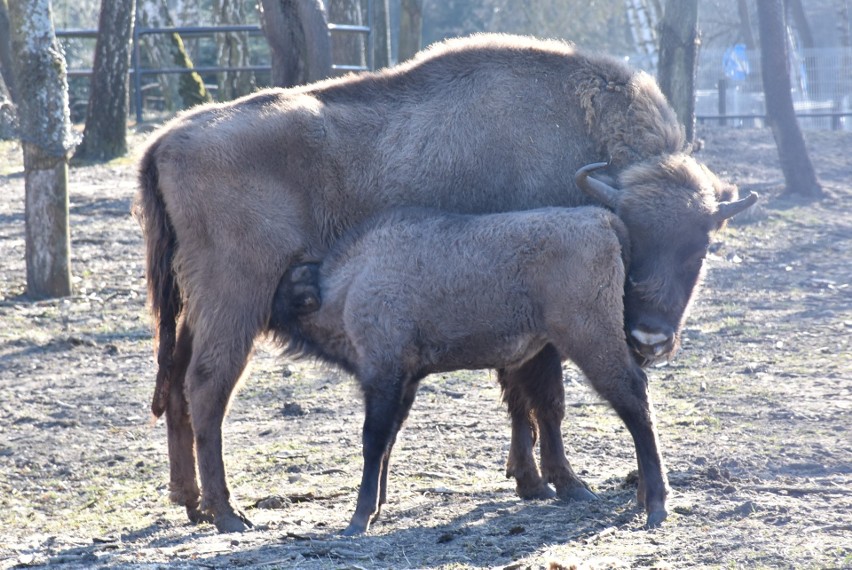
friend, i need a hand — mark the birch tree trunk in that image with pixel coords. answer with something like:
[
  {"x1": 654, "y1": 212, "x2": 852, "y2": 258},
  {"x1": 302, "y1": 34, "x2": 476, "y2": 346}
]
[
  {"x1": 0, "y1": 0, "x2": 17, "y2": 104},
  {"x1": 756, "y1": 0, "x2": 822, "y2": 198},
  {"x1": 625, "y1": 0, "x2": 660, "y2": 72},
  {"x1": 9, "y1": 0, "x2": 76, "y2": 298},
  {"x1": 398, "y1": 0, "x2": 422, "y2": 62},
  {"x1": 74, "y1": 0, "x2": 135, "y2": 161},
  {"x1": 737, "y1": 0, "x2": 757, "y2": 48},
  {"x1": 212, "y1": 0, "x2": 254, "y2": 101},
  {"x1": 0, "y1": 71, "x2": 17, "y2": 140},
  {"x1": 137, "y1": 0, "x2": 210, "y2": 112},
  {"x1": 657, "y1": 0, "x2": 698, "y2": 145}
]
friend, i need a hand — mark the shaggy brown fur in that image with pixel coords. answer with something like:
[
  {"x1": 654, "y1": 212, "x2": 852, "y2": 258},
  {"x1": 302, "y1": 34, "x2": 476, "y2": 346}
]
[{"x1": 135, "y1": 33, "x2": 753, "y2": 532}]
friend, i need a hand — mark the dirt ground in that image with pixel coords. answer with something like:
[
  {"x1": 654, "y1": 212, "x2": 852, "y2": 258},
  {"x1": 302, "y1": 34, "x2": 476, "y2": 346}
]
[{"x1": 0, "y1": 125, "x2": 849, "y2": 570}]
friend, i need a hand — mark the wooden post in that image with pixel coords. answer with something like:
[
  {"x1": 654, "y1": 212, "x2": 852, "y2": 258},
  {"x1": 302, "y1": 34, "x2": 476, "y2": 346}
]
[{"x1": 718, "y1": 78, "x2": 727, "y2": 126}]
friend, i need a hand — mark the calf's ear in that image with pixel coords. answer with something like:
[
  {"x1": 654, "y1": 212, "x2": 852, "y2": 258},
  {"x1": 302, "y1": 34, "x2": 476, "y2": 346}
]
[{"x1": 609, "y1": 215, "x2": 632, "y2": 275}]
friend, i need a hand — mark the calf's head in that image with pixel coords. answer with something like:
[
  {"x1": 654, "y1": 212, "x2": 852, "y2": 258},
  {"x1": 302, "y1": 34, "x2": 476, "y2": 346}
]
[{"x1": 575, "y1": 158, "x2": 756, "y2": 366}]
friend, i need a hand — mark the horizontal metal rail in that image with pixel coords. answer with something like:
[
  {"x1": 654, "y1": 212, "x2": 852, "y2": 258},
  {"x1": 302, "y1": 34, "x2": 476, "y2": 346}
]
[{"x1": 59, "y1": 3, "x2": 375, "y2": 122}]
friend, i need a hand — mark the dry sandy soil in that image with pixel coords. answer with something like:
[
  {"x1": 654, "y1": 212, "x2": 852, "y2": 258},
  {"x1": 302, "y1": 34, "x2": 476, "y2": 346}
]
[{"x1": 0, "y1": 126, "x2": 850, "y2": 570}]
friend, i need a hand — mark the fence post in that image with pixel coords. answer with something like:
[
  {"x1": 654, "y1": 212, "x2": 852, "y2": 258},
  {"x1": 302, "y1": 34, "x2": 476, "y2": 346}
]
[
  {"x1": 367, "y1": 0, "x2": 374, "y2": 71},
  {"x1": 717, "y1": 77, "x2": 727, "y2": 126},
  {"x1": 832, "y1": 99, "x2": 842, "y2": 131}
]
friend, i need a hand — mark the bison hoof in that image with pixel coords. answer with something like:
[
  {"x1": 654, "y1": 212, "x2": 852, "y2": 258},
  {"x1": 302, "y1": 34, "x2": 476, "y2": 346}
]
[
  {"x1": 645, "y1": 508, "x2": 668, "y2": 529},
  {"x1": 186, "y1": 505, "x2": 214, "y2": 525},
  {"x1": 517, "y1": 484, "x2": 557, "y2": 501},
  {"x1": 556, "y1": 485, "x2": 599, "y2": 502},
  {"x1": 215, "y1": 511, "x2": 254, "y2": 533},
  {"x1": 342, "y1": 520, "x2": 369, "y2": 536}
]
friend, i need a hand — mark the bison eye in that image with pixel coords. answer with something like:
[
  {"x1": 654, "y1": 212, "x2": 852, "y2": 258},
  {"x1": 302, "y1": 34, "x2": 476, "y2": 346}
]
[{"x1": 681, "y1": 248, "x2": 707, "y2": 273}]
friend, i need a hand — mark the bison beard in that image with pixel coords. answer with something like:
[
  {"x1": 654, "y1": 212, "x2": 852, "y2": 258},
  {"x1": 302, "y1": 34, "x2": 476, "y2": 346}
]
[{"x1": 136, "y1": 33, "x2": 756, "y2": 533}]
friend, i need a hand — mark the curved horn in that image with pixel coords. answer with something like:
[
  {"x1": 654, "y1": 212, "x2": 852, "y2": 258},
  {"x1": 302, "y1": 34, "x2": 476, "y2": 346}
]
[
  {"x1": 574, "y1": 162, "x2": 620, "y2": 209},
  {"x1": 714, "y1": 191, "x2": 758, "y2": 222}
]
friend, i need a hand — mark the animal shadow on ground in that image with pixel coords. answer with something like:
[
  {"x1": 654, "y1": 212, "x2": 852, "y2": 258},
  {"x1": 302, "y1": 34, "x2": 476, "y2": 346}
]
[{"x1": 35, "y1": 487, "x2": 652, "y2": 569}]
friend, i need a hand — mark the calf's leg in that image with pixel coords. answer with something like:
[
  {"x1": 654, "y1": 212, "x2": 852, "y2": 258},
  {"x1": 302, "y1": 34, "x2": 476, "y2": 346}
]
[
  {"x1": 611, "y1": 365, "x2": 668, "y2": 527},
  {"x1": 344, "y1": 371, "x2": 408, "y2": 536},
  {"x1": 570, "y1": 347, "x2": 669, "y2": 527},
  {"x1": 375, "y1": 379, "x2": 420, "y2": 519}
]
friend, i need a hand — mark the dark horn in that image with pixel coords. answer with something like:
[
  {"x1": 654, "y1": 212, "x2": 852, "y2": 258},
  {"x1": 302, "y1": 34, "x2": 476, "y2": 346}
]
[
  {"x1": 574, "y1": 162, "x2": 620, "y2": 209},
  {"x1": 715, "y1": 191, "x2": 759, "y2": 222}
]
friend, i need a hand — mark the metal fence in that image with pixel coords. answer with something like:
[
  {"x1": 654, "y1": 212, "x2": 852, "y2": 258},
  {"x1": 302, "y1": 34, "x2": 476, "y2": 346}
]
[
  {"x1": 57, "y1": 4, "x2": 373, "y2": 123},
  {"x1": 57, "y1": 25, "x2": 852, "y2": 130},
  {"x1": 626, "y1": 46, "x2": 852, "y2": 131},
  {"x1": 694, "y1": 47, "x2": 852, "y2": 130}
]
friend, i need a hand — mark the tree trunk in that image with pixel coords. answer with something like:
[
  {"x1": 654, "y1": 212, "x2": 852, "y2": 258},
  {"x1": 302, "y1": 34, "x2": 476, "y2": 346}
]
[
  {"x1": 657, "y1": 0, "x2": 698, "y2": 145},
  {"x1": 373, "y1": 0, "x2": 391, "y2": 69},
  {"x1": 756, "y1": 0, "x2": 822, "y2": 198},
  {"x1": 398, "y1": 0, "x2": 422, "y2": 62},
  {"x1": 737, "y1": 0, "x2": 757, "y2": 49},
  {"x1": 329, "y1": 0, "x2": 366, "y2": 73},
  {"x1": 9, "y1": 0, "x2": 76, "y2": 298},
  {"x1": 625, "y1": 0, "x2": 660, "y2": 72},
  {"x1": 0, "y1": 0, "x2": 17, "y2": 104},
  {"x1": 0, "y1": 71, "x2": 16, "y2": 140},
  {"x1": 74, "y1": 0, "x2": 136, "y2": 162},
  {"x1": 137, "y1": 0, "x2": 210, "y2": 112},
  {"x1": 213, "y1": 0, "x2": 255, "y2": 101},
  {"x1": 260, "y1": 0, "x2": 331, "y2": 87},
  {"x1": 785, "y1": 0, "x2": 818, "y2": 98}
]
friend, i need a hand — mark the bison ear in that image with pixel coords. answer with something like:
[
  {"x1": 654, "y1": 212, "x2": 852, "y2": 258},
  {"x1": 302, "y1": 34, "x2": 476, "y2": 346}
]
[
  {"x1": 714, "y1": 192, "x2": 758, "y2": 223},
  {"x1": 575, "y1": 162, "x2": 620, "y2": 209}
]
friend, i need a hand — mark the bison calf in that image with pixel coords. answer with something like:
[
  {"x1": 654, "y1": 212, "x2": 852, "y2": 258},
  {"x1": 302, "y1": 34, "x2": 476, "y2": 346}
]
[{"x1": 270, "y1": 206, "x2": 669, "y2": 535}]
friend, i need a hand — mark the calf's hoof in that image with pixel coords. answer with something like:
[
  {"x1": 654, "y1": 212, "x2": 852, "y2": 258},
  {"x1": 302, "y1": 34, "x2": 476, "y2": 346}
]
[
  {"x1": 214, "y1": 511, "x2": 254, "y2": 533},
  {"x1": 645, "y1": 508, "x2": 668, "y2": 529}
]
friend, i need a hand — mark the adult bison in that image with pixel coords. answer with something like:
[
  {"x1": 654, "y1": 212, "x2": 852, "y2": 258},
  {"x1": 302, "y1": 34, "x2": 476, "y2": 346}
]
[{"x1": 135, "y1": 33, "x2": 755, "y2": 532}]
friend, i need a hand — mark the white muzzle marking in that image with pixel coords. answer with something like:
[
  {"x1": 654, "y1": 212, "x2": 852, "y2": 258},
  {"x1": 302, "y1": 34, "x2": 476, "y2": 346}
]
[{"x1": 630, "y1": 329, "x2": 669, "y2": 348}]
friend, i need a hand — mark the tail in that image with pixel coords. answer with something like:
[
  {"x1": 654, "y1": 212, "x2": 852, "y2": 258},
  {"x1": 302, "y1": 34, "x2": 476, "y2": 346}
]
[{"x1": 133, "y1": 141, "x2": 182, "y2": 419}]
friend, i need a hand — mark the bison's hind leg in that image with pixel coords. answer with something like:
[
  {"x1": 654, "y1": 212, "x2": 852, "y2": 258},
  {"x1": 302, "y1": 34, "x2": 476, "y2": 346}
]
[
  {"x1": 185, "y1": 293, "x2": 269, "y2": 533},
  {"x1": 503, "y1": 345, "x2": 597, "y2": 502},
  {"x1": 162, "y1": 321, "x2": 212, "y2": 524},
  {"x1": 499, "y1": 364, "x2": 551, "y2": 500}
]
